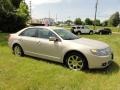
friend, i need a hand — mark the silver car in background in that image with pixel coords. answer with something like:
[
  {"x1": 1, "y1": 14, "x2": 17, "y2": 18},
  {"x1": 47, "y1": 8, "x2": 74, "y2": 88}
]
[{"x1": 8, "y1": 26, "x2": 113, "y2": 71}]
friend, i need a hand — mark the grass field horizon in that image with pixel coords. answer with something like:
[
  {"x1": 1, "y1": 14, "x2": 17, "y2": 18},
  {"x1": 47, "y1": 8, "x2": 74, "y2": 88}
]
[
  {"x1": 63, "y1": 25, "x2": 120, "y2": 32},
  {"x1": 0, "y1": 32, "x2": 120, "y2": 90}
]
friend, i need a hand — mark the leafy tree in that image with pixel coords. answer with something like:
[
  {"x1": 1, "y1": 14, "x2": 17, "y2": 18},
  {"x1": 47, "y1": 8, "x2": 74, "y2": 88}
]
[
  {"x1": 102, "y1": 20, "x2": 108, "y2": 26},
  {"x1": 74, "y1": 18, "x2": 82, "y2": 25},
  {"x1": 85, "y1": 18, "x2": 93, "y2": 25},
  {"x1": 0, "y1": 0, "x2": 14, "y2": 13},
  {"x1": 94, "y1": 19, "x2": 101, "y2": 26},
  {"x1": 65, "y1": 20, "x2": 73, "y2": 26},
  {"x1": 10, "y1": 0, "x2": 22, "y2": 8},
  {"x1": 108, "y1": 12, "x2": 120, "y2": 27},
  {"x1": 16, "y1": 1, "x2": 29, "y2": 24},
  {"x1": 0, "y1": 0, "x2": 29, "y2": 32}
]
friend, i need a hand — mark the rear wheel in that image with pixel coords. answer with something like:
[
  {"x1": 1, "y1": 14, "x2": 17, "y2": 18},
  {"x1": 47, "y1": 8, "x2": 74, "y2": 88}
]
[
  {"x1": 65, "y1": 52, "x2": 88, "y2": 71},
  {"x1": 13, "y1": 45, "x2": 24, "y2": 56},
  {"x1": 109, "y1": 32, "x2": 112, "y2": 35},
  {"x1": 89, "y1": 31, "x2": 93, "y2": 35}
]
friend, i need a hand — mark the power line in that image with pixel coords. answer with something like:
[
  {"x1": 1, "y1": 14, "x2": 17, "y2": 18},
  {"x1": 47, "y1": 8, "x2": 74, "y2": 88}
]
[
  {"x1": 56, "y1": 14, "x2": 58, "y2": 22},
  {"x1": 49, "y1": 9, "x2": 51, "y2": 19},
  {"x1": 94, "y1": 0, "x2": 99, "y2": 30},
  {"x1": 29, "y1": 1, "x2": 32, "y2": 19}
]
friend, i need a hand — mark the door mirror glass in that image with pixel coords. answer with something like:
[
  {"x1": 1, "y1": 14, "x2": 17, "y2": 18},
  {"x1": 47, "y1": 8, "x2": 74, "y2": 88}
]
[{"x1": 49, "y1": 37, "x2": 57, "y2": 41}]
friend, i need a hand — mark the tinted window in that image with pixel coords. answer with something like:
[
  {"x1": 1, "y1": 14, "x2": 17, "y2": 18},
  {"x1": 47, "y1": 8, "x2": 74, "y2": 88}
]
[
  {"x1": 72, "y1": 27, "x2": 76, "y2": 29},
  {"x1": 20, "y1": 28, "x2": 37, "y2": 37},
  {"x1": 37, "y1": 28, "x2": 57, "y2": 39},
  {"x1": 77, "y1": 27, "x2": 80, "y2": 29}
]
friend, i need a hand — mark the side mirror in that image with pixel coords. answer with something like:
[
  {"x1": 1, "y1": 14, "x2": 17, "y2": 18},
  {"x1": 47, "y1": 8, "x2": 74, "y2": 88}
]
[{"x1": 49, "y1": 37, "x2": 57, "y2": 41}]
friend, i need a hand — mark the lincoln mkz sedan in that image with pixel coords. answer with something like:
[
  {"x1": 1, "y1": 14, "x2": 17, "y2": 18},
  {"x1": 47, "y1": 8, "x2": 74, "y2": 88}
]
[{"x1": 8, "y1": 26, "x2": 114, "y2": 71}]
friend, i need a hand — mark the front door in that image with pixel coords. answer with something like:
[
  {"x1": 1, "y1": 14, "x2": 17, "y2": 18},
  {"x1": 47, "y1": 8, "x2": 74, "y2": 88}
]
[{"x1": 36, "y1": 28, "x2": 62, "y2": 61}]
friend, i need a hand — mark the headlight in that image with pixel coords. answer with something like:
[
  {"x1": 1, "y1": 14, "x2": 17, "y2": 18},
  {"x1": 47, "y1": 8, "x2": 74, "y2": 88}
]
[{"x1": 91, "y1": 48, "x2": 111, "y2": 56}]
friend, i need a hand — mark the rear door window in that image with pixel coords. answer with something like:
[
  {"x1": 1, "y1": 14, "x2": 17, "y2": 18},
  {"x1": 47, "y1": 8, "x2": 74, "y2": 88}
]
[{"x1": 20, "y1": 28, "x2": 37, "y2": 37}]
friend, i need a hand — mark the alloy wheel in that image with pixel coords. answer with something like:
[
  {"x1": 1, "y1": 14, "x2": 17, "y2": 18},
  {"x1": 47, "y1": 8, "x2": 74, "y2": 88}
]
[
  {"x1": 14, "y1": 46, "x2": 22, "y2": 56},
  {"x1": 67, "y1": 55, "x2": 84, "y2": 71}
]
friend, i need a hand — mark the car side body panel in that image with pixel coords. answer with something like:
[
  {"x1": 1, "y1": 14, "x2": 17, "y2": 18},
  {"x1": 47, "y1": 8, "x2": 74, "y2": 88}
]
[{"x1": 8, "y1": 26, "x2": 113, "y2": 69}]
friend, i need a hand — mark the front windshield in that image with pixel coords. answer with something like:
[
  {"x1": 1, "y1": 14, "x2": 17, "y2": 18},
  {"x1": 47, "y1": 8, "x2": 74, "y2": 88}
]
[{"x1": 54, "y1": 29, "x2": 79, "y2": 40}]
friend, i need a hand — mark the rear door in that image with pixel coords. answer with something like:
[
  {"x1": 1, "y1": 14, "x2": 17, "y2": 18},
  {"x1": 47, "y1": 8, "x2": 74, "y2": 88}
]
[
  {"x1": 19, "y1": 28, "x2": 39, "y2": 54},
  {"x1": 81, "y1": 26, "x2": 86, "y2": 33}
]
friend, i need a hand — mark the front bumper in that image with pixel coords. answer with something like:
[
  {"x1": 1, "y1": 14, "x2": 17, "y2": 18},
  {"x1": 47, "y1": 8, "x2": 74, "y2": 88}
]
[{"x1": 87, "y1": 53, "x2": 113, "y2": 69}]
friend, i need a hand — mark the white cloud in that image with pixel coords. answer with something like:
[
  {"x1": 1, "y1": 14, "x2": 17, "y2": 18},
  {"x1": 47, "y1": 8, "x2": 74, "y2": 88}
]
[{"x1": 25, "y1": 0, "x2": 62, "y2": 5}]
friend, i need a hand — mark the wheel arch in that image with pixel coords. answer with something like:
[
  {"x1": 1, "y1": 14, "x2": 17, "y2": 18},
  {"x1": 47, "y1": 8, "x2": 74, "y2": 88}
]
[
  {"x1": 12, "y1": 43, "x2": 22, "y2": 51},
  {"x1": 63, "y1": 50, "x2": 88, "y2": 68},
  {"x1": 12, "y1": 43, "x2": 24, "y2": 56}
]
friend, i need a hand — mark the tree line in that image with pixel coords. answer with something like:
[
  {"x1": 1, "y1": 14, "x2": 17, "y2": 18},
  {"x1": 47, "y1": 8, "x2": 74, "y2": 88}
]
[
  {"x1": 0, "y1": 1, "x2": 119, "y2": 33},
  {"x1": 0, "y1": 0, "x2": 29, "y2": 33},
  {"x1": 65, "y1": 12, "x2": 120, "y2": 27}
]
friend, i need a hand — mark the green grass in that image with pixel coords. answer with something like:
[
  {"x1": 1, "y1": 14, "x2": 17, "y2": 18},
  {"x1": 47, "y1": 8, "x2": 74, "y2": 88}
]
[{"x1": 0, "y1": 33, "x2": 120, "y2": 90}]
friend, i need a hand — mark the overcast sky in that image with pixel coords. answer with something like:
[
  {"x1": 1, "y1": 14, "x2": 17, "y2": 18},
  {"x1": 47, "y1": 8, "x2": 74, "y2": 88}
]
[{"x1": 25, "y1": 0, "x2": 120, "y2": 21}]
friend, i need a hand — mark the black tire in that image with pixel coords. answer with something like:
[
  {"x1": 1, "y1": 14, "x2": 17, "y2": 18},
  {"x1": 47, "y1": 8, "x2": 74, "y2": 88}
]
[
  {"x1": 77, "y1": 31, "x2": 81, "y2": 35},
  {"x1": 109, "y1": 32, "x2": 112, "y2": 35},
  {"x1": 65, "y1": 52, "x2": 88, "y2": 71},
  {"x1": 89, "y1": 31, "x2": 93, "y2": 35},
  {"x1": 13, "y1": 45, "x2": 24, "y2": 56},
  {"x1": 99, "y1": 31, "x2": 102, "y2": 35}
]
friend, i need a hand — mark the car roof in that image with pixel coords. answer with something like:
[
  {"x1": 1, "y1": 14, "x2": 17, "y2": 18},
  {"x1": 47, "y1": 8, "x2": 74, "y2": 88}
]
[
  {"x1": 27, "y1": 26, "x2": 63, "y2": 30},
  {"x1": 17, "y1": 26, "x2": 64, "y2": 35}
]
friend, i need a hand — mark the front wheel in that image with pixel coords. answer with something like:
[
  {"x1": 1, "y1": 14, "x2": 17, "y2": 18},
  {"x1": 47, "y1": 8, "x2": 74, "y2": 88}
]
[
  {"x1": 65, "y1": 52, "x2": 88, "y2": 71},
  {"x1": 99, "y1": 31, "x2": 102, "y2": 35},
  {"x1": 77, "y1": 31, "x2": 81, "y2": 35},
  {"x1": 13, "y1": 45, "x2": 24, "y2": 56}
]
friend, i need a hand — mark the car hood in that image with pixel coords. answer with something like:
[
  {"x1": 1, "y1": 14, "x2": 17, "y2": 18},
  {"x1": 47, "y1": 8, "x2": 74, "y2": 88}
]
[{"x1": 70, "y1": 38, "x2": 109, "y2": 49}]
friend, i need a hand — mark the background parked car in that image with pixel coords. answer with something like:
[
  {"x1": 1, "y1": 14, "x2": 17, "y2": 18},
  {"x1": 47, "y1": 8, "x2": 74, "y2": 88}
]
[
  {"x1": 71, "y1": 25, "x2": 94, "y2": 35},
  {"x1": 95, "y1": 28, "x2": 112, "y2": 35}
]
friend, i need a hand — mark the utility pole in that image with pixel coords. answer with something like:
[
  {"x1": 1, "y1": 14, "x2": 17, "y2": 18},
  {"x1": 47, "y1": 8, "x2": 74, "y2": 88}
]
[
  {"x1": 56, "y1": 14, "x2": 58, "y2": 23},
  {"x1": 29, "y1": 1, "x2": 32, "y2": 23},
  {"x1": 118, "y1": 18, "x2": 120, "y2": 32},
  {"x1": 94, "y1": 0, "x2": 99, "y2": 30},
  {"x1": 49, "y1": 10, "x2": 51, "y2": 19}
]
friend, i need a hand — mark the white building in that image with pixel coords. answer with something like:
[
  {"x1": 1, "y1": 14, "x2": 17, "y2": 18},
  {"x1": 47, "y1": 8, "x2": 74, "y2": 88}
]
[
  {"x1": 27, "y1": 18, "x2": 55, "y2": 26},
  {"x1": 40, "y1": 18, "x2": 55, "y2": 26}
]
